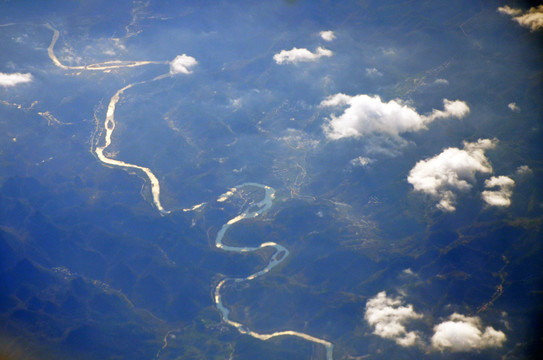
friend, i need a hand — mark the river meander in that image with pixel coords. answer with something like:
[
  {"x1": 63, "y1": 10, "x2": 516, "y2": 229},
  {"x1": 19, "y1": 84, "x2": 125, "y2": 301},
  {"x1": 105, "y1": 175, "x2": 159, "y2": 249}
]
[
  {"x1": 213, "y1": 183, "x2": 334, "y2": 360},
  {"x1": 48, "y1": 22, "x2": 337, "y2": 358}
]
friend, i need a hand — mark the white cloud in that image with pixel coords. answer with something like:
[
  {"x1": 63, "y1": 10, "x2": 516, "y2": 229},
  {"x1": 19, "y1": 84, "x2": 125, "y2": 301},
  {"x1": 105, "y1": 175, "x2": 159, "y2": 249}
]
[
  {"x1": 0, "y1": 72, "x2": 33, "y2": 87},
  {"x1": 402, "y1": 268, "x2": 415, "y2": 276},
  {"x1": 365, "y1": 67, "x2": 383, "y2": 77},
  {"x1": 170, "y1": 54, "x2": 198, "y2": 75},
  {"x1": 112, "y1": 38, "x2": 126, "y2": 52},
  {"x1": 381, "y1": 48, "x2": 396, "y2": 56},
  {"x1": 482, "y1": 175, "x2": 515, "y2": 207},
  {"x1": 434, "y1": 78, "x2": 449, "y2": 85},
  {"x1": 407, "y1": 139, "x2": 497, "y2": 211},
  {"x1": 498, "y1": 5, "x2": 543, "y2": 31},
  {"x1": 516, "y1": 165, "x2": 532, "y2": 176},
  {"x1": 498, "y1": 5, "x2": 523, "y2": 16},
  {"x1": 425, "y1": 99, "x2": 470, "y2": 122},
  {"x1": 515, "y1": 6, "x2": 543, "y2": 31},
  {"x1": 350, "y1": 156, "x2": 374, "y2": 167},
  {"x1": 320, "y1": 30, "x2": 336, "y2": 42},
  {"x1": 484, "y1": 175, "x2": 514, "y2": 188},
  {"x1": 365, "y1": 291, "x2": 423, "y2": 347},
  {"x1": 229, "y1": 98, "x2": 243, "y2": 110},
  {"x1": 508, "y1": 102, "x2": 520, "y2": 112},
  {"x1": 273, "y1": 46, "x2": 333, "y2": 64},
  {"x1": 320, "y1": 94, "x2": 469, "y2": 140},
  {"x1": 432, "y1": 313, "x2": 506, "y2": 351}
]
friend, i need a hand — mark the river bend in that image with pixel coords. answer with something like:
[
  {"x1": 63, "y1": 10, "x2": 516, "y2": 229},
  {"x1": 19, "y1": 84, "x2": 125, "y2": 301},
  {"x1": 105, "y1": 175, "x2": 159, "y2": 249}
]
[
  {"x1": 213, "y1": 183, "x2": 334, "y2": 360},
  {"x1": 52, "y1": 27, "x2": 336, "y2": 358}
]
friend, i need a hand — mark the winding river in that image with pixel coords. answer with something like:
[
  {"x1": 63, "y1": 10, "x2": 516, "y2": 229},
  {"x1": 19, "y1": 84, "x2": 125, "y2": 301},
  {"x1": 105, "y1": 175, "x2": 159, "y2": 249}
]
[
  {"x1": 213, "y1": 183, "x2": 334, "y2": 360},
  {"x1": 45, "y1": 23, "x2": 165, "y2": 71},
  {"x1": 93, "y1": 81, "x2": 171, "y2": 215},
  {"x1": 48, "y1": 24, "x2": 335, "y2": 359}
]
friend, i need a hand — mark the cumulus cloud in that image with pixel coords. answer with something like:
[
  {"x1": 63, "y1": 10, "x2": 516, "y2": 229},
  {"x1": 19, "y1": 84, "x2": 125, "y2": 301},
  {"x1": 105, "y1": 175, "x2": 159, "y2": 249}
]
[
  {"x1": 0, "y1": 72, "x2": 33, "y2": 87},
  {"x1": 365, "y1": 67, "x2": 383, "y2": 77},
  {"x1": 498, "y1": 5, "x2": 523, "y2": 16},
  {"x1": 365, "y1": 292, "x2": 423, "y2": 347},
  {"x1": 516, "y1": 165, "x2": 532, "y2": 176},
  {"x1": 432, "y1": 313, "x2": 506, "y2": 351},
  {"x1": 170, "y1": 54, "x2": 198, "y2": 75},
  {"x1": 482, "y1": 176, "x2": 515, "y2": 207},
  {"x1": 320, "y1": 94, "x2": 469, "y2": 140},
  {"x1": 508, "y1": 102, "x2": 520, "y2": 112},
  {"x1": 498, "y1": 5, "x2": 543, "y2": 31},
  {"x1": 434, "y1": 78, "x2": 449, "y2": 85},
  {"x1": 407, "y1": 139, "x2": 497, "y2": 211},
  {"x1": 273, "y1": 46, "x2": 333, "y2": 64},
  {"x1": 320, "y1": 30, "x2": 336, "y2": 41},
  {"x1": 425, "y1": 99, "x2": 470, "y2": 122}
]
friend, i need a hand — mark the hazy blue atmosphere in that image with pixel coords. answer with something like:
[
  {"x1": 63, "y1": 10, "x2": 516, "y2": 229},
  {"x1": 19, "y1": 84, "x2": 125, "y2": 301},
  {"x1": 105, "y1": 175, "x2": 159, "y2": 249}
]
[{"x1": 0, "y1": 1, "x2": 542, "y2": 359}]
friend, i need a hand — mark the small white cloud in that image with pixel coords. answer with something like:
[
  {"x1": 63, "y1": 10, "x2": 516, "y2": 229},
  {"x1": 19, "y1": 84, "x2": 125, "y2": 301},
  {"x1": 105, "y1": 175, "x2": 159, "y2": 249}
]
[
  {"x1": 0, "y1": 72, "x2": 33, "y2": 87},
  {"x1": 482, "y1": 175, "x2": 515, "y2": 207},
  {"x1": 350, "y1": 156, "x2": 374, "y2": 167},
  {"x1": 14, "y1": 35, "x2": 27, "y2": 44},
  {"x1": 365, "y1": 291, "x2": 423, "y2": 347},
  {"x1": 425, "y1": 99, "x2": 470, "y2": 122},
  {"x1": 229, "y1": 98, "x2": 243, "y2": 110},
  {"x1": 320, "y1": 94, "x2": 469, "y2": 140},
  {"x1": 112, "y1": 38, "x2": 126, "y2": 51},
  {"x1": 498, "y1": 5, "x2": 543, "y2": 31},
  {"x1": 402, "y1": 268, "x2": 415, "y2": 276},
  {"x1": 407, "y1": 139, "x2": 497, "y2": 212},
  {"x1": 498, "y1": 5, "x2": 523, "y2": 16},
  {"x1": 516, "y1": 165, "x2": 532, "y2": 176},
  {"x1": 432, "y1": 313, "x2": 506, "y2": 351},
  {"x1": 365, "y1": 67, "x2": 383, "y2": 78},
  {"x1": 273, "y1": 46, "x2": 333, "y2": 64},
  {"x1": 319, "y1": 30, "x2": 336, "y2": 42},
  {"x1": 381, "y1": 48, "x2": 396, "y2": 56},
  {"x1": 434, "y1": 78, "x2": 449, "y2": 85},
  {"x1": 170, "y1": 54, "x2": 198, "y2": 75},
  {"x1": 507, "y1": 102, "x2": 520, "y2": 112}
]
